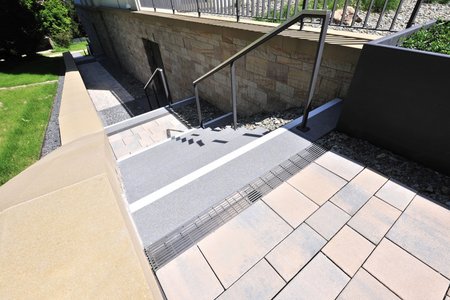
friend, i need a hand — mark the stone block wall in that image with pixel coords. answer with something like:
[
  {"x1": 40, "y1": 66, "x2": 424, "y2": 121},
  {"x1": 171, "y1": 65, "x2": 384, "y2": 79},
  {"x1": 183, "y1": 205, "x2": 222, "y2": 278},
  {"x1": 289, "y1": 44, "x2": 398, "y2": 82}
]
[{"x1": 77, "y1": 7, "x2": 362, "y2": 115}]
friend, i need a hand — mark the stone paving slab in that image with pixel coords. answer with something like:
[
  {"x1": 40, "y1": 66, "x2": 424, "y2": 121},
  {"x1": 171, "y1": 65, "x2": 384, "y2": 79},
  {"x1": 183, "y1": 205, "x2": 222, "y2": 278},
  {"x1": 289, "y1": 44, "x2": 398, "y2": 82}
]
[
  {"x1": 262, "y1": 182, "x2": 318, "y2": 228},
  {"x1": 155, "y1": 151, "x2": 450, "y2": 300},
  {"x1": 315, "y1": 151, "x2": 364, "y2": 181},
  {"x1": 338, "y1": 269, "x2": 401, "y2": 300},
  {"x1": 387, "y1": 195, "x2": 450, "y2": 279},
  {"x1": 216, "y1": 259, "x2": 285, "y2": 300},
  {"x1": 198, "y1": 201, "x2": 292, "y2": 288},
  {"x1": 266, "y1": 223, "x2": 326, "y2": 281},
  {"x1": 364, "y1": 239, "x2": 449, "y2": 300},
  {"x1": 274, "y1": 253, "x2": 350, "y2": 300},
  {"x1": 305, "y1": 201, "x2": 351, "y2": 240},
  {"x1": 288, "y1": 163, "x2": 347, "y2": 205},
  {"x1": 348, "y1": 196, "x2": 401, "y2": 244},
  {"x1": 323, "y1": 225, "x2": 375, "y2": 276},
  {"x1": 331, "y1": 168, "x2": 387, "y2": 215},
  {"x1": 156, "y1": 246, "x2": 223, "y2": 300}
]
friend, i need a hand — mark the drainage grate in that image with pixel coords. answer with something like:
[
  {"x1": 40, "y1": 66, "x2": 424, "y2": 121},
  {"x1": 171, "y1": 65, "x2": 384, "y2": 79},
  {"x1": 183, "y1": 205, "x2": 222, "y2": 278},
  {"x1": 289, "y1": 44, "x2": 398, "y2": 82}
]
[{"x1": 145, "y1": 144, "x2": 326, "y2": 271}]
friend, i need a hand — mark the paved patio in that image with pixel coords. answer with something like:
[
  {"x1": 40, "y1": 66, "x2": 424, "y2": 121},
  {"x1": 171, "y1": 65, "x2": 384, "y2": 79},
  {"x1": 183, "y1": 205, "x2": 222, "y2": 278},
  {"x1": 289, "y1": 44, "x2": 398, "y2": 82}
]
[{"x1": 156, "y1": 151, "x2": 450, "y2": 300}]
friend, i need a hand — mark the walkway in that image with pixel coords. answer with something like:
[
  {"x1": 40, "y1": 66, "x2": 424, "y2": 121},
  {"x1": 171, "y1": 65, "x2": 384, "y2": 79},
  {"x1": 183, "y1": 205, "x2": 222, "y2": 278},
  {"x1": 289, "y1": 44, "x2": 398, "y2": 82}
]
[{"x1": 155, "y1": 151, "x2": 450, "y2": 300}]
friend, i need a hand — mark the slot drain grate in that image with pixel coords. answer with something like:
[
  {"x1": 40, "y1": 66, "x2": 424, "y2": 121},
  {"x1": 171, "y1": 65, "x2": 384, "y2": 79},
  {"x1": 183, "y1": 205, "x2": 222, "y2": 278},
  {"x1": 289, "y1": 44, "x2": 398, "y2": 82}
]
[{"x1": 145, "y1": 144, "x2": 326, "y2": 271}]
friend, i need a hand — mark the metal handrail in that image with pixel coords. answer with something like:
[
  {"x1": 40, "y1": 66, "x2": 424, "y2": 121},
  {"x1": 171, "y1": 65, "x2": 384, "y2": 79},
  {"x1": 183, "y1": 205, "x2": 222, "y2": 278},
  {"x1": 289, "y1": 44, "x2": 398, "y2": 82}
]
[
  {"x1": 193, "y1": 9, "x2": 330, "y2": 130},
  {"x1": 144, "y1": 68, "x2": 170, "y2": 110}
]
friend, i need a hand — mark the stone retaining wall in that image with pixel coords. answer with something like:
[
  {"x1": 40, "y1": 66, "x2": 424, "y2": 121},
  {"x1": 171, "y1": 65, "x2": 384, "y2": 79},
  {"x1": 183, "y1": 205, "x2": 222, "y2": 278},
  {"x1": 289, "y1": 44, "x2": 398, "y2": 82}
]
[{"x1": 77, "y1": 7, "x2": 365, "y2": 115}]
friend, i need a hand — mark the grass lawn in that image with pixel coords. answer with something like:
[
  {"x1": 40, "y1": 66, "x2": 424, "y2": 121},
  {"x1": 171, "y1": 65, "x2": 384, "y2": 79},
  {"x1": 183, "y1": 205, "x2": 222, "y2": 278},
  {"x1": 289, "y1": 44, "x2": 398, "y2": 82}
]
[
  {"x1": 0, "y1": 55, "x2": 64, "y2": 87},
  {"x1": 0, "y1": 84, "x2": 57, "y2": 185},
  {"x1": 52, "y1": 40, "x2": 88, "y2": 53}
]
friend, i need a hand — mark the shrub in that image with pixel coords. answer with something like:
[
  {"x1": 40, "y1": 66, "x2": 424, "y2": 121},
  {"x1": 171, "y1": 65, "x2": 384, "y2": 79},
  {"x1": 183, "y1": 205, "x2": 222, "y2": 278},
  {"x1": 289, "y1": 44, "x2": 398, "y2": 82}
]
[
  {"x1": 401, "y1": 20, "x2": 450, "y2": 55},
  {"x1": 361, "y1": 0, "x2": 401, "y2": 12}
]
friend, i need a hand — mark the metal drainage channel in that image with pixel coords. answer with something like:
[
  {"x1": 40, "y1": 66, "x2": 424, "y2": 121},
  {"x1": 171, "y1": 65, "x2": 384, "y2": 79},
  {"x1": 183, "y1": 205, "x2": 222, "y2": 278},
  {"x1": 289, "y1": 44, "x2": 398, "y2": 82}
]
[{"x1": 145, "y1": 144, "x2": 326, "y2": 271}]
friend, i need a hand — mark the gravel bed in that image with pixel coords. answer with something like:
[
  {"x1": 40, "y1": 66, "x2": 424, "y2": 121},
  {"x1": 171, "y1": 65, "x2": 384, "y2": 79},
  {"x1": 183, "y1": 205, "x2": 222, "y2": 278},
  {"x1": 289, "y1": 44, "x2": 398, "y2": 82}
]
[
  {"x1": 316, "y1": 131, "x2": 450, "y2": 207},
  {"x1": 239, "y1": 106, "x2": 303, "y2": 131},
  {"x1": 40, "y1": 76, "x2": 64, "y2": 158}
]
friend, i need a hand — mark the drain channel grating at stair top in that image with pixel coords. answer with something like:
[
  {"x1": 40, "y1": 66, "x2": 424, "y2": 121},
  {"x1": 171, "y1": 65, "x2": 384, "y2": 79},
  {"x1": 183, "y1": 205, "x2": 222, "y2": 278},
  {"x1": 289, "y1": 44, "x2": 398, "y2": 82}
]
[{"x1": 145, "y1": 144, "x2": 326, "y2": 271}]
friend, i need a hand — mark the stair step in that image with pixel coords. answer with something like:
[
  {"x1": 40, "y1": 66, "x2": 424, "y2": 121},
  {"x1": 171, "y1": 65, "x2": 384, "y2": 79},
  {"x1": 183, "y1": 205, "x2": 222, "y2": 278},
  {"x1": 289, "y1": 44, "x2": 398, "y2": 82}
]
[{"x1": 119, "y1": 126, "x2": 268, "y2": 203}]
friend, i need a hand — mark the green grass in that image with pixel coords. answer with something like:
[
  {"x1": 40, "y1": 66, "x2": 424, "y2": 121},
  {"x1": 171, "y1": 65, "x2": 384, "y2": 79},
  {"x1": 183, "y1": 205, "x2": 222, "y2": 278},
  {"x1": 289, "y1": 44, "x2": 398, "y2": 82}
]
[
  {"x1": 0, "y1": 55, "x2": 64, "y2": 88},
  {"x1": 0, "y1": 83, "x2": 57, "y2": 185},
  {"x1": 401, "y1": 20, "x2": 450, "y2": 55},
  {"x1": 51, "y1": 40, "x2": 88, "y2": 53}
]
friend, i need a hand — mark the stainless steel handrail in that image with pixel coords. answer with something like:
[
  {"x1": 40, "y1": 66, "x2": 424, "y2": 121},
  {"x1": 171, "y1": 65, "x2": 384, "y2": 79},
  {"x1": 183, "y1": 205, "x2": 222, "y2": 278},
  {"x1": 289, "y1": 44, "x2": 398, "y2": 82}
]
[
  {"x1": 144, "y1": 68, "x2": 170, "y2": 110},
  {"x1": 193, "y1": 9, "x2": 330, "y2": 130}
]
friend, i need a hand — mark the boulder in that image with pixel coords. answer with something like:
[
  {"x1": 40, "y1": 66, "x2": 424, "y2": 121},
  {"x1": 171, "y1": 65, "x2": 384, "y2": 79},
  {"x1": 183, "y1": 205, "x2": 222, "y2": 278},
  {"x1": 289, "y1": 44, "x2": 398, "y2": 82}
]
[{"x1": 332, "y1": 6, "x2": 362, "y2": 25}]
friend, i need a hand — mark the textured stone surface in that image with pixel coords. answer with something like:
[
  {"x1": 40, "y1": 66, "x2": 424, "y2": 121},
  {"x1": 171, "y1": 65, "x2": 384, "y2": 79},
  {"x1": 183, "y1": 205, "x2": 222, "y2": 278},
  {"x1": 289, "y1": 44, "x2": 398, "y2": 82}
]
[
  {"x1": 315, "y1": 151, "x2": 364, "y2": 181},
  {"x1": 349, "y1": 197, "x2": 401, "y2": 244},
  {"x1": 364, "y1": 239, "x2": 449, "y2": 300},
  {"x1": 217, "y1": 259, "x2": 284, "y2": 300},
  {"x1": 331, "y1": 168, "x2": 388, "y2": 215},
  {"x1": 306, "y1": 202, "x2": 351, "y2": 240},
  {"x1": 157, "y1": 246, "x2": 223, "y2": 300},
  {"x1": 288, "y1": 163, "x2": 347, "y2": 205},
  {"x1": 198, "y1": 201, "x2": 292, "y2": 288},
  {"x1": 263, "y1": 182, "x2": 318, "y2": 228},
  {"x1": 266, "y1": 224, "x2": 326, "y2": 281},
  {"x1": 275, "y1": 253, "x2": 350, "y2": 300},
  {"x1": 323, "y1": 226, "x2": 375, "y2": 276},
  {"x1": 387, "y1": 196, "x2": 450, "y2": 279},
  {"x1": 375, "y1": 180, "x2": 416, "y2": 211},
  {"x1": 338, "y1": 269, "x2": 400, "y2": 300},
  {"x1": 77, "y1": 8, "x2": 362, "y2": 115}
]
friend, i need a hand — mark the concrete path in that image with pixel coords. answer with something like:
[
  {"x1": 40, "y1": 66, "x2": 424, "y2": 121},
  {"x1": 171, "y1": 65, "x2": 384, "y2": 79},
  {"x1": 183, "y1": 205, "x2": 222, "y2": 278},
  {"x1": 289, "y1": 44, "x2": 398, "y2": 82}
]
[{"x1": 156, "y1": 151, "x2": 450, "y2": 300}]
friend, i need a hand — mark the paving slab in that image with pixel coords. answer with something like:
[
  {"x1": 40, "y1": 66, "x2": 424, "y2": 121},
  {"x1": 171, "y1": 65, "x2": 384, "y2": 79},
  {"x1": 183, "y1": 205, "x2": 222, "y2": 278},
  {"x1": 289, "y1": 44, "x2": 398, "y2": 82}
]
[
  {"x1": 338, "y1": 269, "x2": 400, "y2": 300},
  {"x1": 266, "y1": 223, "x2": 326, "y2": 281},
  {"x1": 364, "y1": 239, "x2": 449, "y2": 300},
  {"x1": 198, "y1": 201, "x2": 292, "y2": 288},
  {"x1": 275, "y1": 253, "x2": 350, "y2": 300},
  {"x1": 216, "y1": 259, "x2": 285, "y2": 300},
  {"x1": 331, "y1": 168, "x2": 388, "y2": 215},
  {"x1": 349, "y1": 197, "x2": 401, "y2": 244},
  {"x1": 322, "y1": 225, "x2": 375, "y2": 276},
  {"x1": 262, "y1": 182, "x2": 319, "y2": 228},
  {"x1": 156, "y1": 246, "x2": 224, "y2": 300},
  {"x1": 387, "y1": 195, "x2": 450, "y2": 279},
  {"x1": 375, "y1": 180, "x2": 416, "y2": 211},
  {"x1": 306, "y1": 202, "x2": 351, "y2": 240},
  {"x1": 288, "y1": 163, "x2": 347, "y2": 205},
  {"x1": 315, "y1": 151, "x2": 364, "y2": 181}
]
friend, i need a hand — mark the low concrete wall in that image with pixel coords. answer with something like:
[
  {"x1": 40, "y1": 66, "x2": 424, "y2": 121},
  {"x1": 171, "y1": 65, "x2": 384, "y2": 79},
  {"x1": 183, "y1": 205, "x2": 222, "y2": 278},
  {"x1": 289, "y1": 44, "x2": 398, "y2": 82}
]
[
  {"x1": 0, "y1": 53, "x2": 163, "y2": 299},
  {"x1": 338, "y1": 24, "x2": 450, "y2": 175},
  {"x1": 77, "y1": 7, "x2": 366, "y2": 115}
]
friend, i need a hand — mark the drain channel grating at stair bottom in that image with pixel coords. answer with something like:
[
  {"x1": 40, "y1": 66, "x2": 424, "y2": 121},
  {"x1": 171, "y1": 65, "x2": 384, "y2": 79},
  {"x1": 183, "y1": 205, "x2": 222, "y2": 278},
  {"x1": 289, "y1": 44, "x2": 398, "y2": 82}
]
[{"x1": 145, "y1": 144, "x2": 326, "y2": 271}]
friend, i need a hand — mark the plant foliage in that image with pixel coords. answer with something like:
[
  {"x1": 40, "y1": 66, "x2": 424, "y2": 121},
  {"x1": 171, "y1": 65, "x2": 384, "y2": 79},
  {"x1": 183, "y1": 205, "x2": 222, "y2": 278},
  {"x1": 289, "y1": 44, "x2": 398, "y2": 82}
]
[{"x1": 401, "y1": 20, "x2": 450, "y2": 55}]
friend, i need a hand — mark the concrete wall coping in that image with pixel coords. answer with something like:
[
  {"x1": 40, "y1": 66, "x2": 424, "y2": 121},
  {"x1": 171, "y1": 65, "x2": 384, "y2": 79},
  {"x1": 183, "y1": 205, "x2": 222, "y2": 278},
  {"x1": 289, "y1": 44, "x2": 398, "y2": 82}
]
[{"x1": 0, "y1": 53, "x2": 163, "y2": 299}]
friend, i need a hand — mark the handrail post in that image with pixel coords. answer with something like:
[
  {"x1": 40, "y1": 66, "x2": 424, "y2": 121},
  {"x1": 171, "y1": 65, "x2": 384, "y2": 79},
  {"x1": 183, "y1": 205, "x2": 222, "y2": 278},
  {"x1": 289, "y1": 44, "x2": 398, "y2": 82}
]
[
  {"x1": 298, "y1": 11, "x2": 330, "y2": 131},
  {"x1": 158, "y1": 68, "x2": 171, "y2": 105},
  {"x1": 151, "y1": 0, "x2": 156, "y2": 11},
  {"x1": 236, "y1": 0, "x2": 240, "y2": 22},
  {"x1": 230, "y1": 62, "x2": 238, "y2": 130},
  {"x1": 194, "y1": 84, "x2": 203, "y2": 127},
  {"x1": 406, "y1": 0, "x2": 422, "y2": 28},
  {"x1": 196, "y1": 0, "x2": 201, "y2": 17},
  {"x1": 170, "y1": 0, "x2": 175, "y2": 14}
]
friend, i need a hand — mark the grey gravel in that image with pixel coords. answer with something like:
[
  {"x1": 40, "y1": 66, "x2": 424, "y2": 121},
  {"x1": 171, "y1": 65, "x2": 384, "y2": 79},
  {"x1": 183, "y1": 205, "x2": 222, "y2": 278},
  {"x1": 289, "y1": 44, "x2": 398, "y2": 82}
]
[
  {"x1": 315, "y1": 131, "x2": 450, "y2": 207},
  {"x1": 40, "y1": 76, "x2": 64, "y2": 158}
]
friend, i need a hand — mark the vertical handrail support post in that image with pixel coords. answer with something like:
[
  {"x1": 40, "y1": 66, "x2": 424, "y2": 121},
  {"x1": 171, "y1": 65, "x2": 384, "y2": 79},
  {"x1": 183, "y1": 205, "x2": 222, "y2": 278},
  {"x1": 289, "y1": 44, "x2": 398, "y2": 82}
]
[
  {"x1": 298, "y1": 11, "x2": 330, "y2": 131},
  {"x1": 230, "y1": 62, "x2": 238, "y2": 130}
]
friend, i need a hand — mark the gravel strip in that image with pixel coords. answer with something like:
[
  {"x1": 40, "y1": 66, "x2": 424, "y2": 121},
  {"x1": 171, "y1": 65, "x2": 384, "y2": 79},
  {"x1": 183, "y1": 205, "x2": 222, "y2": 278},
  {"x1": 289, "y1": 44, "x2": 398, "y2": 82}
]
[
  {"x1": 40, "y1": 76, "x2": 64, "y2": 158},
  {"x1": 316, "y1": 131, "x2": 450, "y2": 207}
]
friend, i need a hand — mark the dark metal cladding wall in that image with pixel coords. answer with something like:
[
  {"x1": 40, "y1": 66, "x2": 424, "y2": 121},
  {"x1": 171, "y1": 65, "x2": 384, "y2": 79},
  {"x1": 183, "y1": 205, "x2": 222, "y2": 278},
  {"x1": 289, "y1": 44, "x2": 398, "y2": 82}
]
[{"x1": 338, "y1": 40, "x2": 450, "y2": 175}]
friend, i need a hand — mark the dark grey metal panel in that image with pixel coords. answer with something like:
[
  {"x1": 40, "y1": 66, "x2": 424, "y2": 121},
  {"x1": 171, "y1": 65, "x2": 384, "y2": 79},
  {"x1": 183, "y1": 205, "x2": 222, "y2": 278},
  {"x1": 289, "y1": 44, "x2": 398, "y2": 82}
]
[{"x1": 338, "y1": 41, "x2": 450, "y2": 175}]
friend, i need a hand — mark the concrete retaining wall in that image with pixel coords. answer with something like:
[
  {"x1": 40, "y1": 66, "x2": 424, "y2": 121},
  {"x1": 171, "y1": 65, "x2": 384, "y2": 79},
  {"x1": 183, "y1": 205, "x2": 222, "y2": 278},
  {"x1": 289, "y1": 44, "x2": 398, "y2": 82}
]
[{"x1": 77, "y1": 7, "x2": 365, "y2": 115}]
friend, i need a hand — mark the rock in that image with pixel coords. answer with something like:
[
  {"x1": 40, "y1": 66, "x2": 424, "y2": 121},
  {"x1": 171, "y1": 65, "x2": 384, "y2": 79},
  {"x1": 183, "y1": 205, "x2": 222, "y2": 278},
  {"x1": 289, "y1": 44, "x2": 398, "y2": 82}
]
[
  {"x1": 441, "y1": 186, "x2": 449, "y2": 195},
  {"x1": 446, "y1": 201, "x2": 450, "y2": 207},
  {"x1": 332, "y1": 7, "x2": 362, "y2": 26},
  {"x1": 424, "y1": 185, "x2": 434, "y2": 193},
  {"x1": 376, "y1": 153, "x2": 386, "y2": 159}
]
